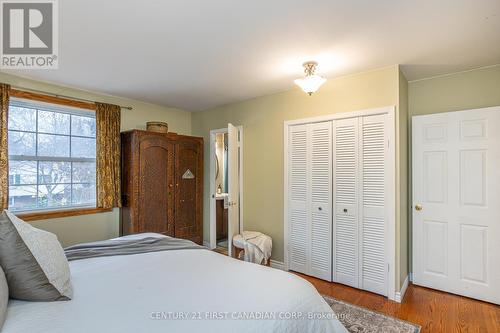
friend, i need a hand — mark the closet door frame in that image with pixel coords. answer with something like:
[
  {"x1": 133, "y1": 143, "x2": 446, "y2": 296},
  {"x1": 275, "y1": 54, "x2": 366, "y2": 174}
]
[{"x1": 284, "y1": 106, "x2": 396, "y2": 300}]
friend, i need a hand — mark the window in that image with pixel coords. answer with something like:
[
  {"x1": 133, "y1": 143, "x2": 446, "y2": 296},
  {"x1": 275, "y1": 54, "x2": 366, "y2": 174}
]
[{"x1": 8, "y1": 99, "x2": 97, "y2": 212}]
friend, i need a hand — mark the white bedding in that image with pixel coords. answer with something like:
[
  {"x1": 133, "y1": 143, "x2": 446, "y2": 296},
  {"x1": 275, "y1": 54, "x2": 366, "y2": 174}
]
[{"x1": 3, "y1": 233, "x2": 347, "y2": 333}]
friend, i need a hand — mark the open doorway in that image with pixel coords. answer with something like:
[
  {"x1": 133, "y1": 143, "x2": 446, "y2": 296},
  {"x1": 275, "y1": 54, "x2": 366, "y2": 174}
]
[
  {"x1": 209, "y1": 125, "x2": 243, "y2": 257},
  {"x1": 214, "y1": 130, "x2": 229, "y2": 251}
]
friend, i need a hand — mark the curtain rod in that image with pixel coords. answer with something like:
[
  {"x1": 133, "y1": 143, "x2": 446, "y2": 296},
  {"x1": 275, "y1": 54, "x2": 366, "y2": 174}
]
[{"x1": 10, "y1": 85, "x2": 133, "y2": 110}]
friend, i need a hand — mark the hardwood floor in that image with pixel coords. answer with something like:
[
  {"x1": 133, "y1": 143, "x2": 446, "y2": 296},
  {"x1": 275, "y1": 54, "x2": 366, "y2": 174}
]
[
  {"x1": 297, "y1": 273, "x2": 500, "y2": 333},
  {"x1": 212, "y1": 246, "x2": 228, "y2": 255},
  {"x1": 212, "y1": 249, "x2": 499, "y2": 331}
]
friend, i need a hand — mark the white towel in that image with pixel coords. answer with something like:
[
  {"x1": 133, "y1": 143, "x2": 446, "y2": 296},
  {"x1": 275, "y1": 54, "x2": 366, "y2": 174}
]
[{"x1": 240, "y1": 231, "x2": 272, "y2": 265}]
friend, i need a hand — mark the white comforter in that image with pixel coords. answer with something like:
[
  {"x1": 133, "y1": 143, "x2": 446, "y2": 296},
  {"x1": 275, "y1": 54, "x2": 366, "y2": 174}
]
[{"x1": 3, "y1": 233, "x2": 347, "y2": 333}]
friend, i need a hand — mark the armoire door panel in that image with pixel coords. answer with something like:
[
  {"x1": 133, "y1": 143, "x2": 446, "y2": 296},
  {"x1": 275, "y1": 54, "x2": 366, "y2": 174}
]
[
  {"x1": 138, "y1": 135, "x2": 175, "y2": 236},
  {"x1": 174, "y1": 139, "x2": 203, "y2": 244}
]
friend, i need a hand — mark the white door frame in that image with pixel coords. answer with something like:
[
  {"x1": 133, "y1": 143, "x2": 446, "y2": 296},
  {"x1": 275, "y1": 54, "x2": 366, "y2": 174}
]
[
  {"x1": 283, "y1": 106, "x2": 396, "y2": 300},
  {"x1": 209, "y1": 126, "x2": 244, "y2": 250}
]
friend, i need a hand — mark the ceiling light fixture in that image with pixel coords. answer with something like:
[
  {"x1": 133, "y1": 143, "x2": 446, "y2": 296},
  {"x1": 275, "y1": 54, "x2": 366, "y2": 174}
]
[{"x1": 294, "y1": 61, "x2": 326, "y2": 95}]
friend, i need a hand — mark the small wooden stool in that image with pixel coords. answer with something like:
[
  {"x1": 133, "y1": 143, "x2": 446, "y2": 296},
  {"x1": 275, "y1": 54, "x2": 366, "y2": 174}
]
[{"x1": 232, "y1": 245, "x2": 244, "y2": 260}]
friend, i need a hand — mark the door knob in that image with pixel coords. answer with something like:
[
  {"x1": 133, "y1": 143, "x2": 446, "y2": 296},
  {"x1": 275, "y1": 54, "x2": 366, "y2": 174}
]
[{"x1": 415, "y1": 204, "x2": 423, "y2": 211}]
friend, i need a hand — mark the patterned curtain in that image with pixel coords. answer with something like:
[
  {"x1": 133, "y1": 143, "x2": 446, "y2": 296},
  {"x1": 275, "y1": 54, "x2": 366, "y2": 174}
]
[
  {"x1": 95, "y1": 102, "x2": 121, "y2": 209},
  {"x1": 0, "y1": 84, "x2": 10, "y2": 211}
]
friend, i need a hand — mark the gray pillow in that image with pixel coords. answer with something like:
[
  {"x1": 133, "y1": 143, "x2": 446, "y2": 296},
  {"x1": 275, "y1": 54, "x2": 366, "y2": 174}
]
[
  {"x1": 0, "y1": 210, "x2": 72, "y2": 301},
  {"x1": 0, "y1": 265, "x2": 8, "y2": 330}
]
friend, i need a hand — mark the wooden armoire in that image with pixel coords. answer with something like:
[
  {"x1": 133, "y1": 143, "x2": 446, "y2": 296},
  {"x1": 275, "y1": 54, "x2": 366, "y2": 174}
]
[{"x1": 120, "y1": 130, "x2": 203, "y2": 244}]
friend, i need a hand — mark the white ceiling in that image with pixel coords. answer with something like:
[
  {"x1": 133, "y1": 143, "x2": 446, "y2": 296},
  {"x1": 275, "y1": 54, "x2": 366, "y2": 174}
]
[{"x1": 3, "y1": 0, "x2": 500, "y2": 111}]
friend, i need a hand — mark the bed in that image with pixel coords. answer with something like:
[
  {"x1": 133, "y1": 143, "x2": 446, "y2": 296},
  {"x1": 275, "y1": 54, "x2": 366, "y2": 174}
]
[{"x1": 3, "y1": 233, "x2": 347, "y2": 333}]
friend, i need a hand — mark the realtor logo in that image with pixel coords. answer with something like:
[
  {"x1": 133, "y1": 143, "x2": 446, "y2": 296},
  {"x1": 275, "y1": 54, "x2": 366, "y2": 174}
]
[{"x1": 1, "y1": 0, "x2": 58, "y2": 69}]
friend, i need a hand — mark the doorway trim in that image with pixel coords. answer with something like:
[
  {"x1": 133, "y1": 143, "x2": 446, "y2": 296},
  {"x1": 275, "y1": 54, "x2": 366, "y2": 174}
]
[
  {"x1": 209, "y1": 126, "x2": 244, "y2": 250},
  {"x1": 283, "y1": 106, "x2": 396, "y2": 300}
]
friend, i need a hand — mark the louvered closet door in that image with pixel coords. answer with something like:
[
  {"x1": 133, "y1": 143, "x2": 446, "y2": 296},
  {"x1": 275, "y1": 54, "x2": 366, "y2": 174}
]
[
  {"x1": 333, "y1": 118, "x2": 359, "y2": 287},
  {"x1": 288, "y1": 122, "x2": 332, "y2": 280},
  {"x1": 288, "y1": 124, "x2": 309, "y2": 274},
  {"x1": 359, "y1": 114, "x2": 388, "y2": 296},
  {"x1": 310, "y1": 122, "x2": 332, "y2": 280}
]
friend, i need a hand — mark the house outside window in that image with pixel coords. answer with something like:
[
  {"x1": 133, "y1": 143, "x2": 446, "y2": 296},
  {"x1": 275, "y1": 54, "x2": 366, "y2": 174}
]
[{"x1": 7, "y1": 98, "x2": 97, "y2": 212}]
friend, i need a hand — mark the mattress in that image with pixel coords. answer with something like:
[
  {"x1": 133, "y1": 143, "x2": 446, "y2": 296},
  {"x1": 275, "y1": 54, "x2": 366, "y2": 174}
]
[{"x1": 3, "y1": 233, "x2": 347, "y2": 333}]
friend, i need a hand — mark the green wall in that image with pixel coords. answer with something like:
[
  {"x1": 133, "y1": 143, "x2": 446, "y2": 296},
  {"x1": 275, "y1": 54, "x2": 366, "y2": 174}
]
[
  {"x1": 409, "y1": 65, "x2": 500, "y2": 116},
  {"x1": 0, "y1": 72, "x2": 192, "y2": 247},
  {"x1": 192, "y1": 65, "x2": 409, "y2": 289},
  {"x1": 398, "y1": 69, "x2": 409, "y2": 286}
]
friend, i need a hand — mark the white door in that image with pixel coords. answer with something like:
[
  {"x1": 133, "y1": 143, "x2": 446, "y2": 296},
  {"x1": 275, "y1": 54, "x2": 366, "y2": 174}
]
[
  {"x1": 332, "y1": 114, "x2": 388, "y2": 296},
  {"x1": 413, "y1": 107, "x2": 500, "y2": 304},
  {"x1": 359, "y1": 114, "x2": 388, "y2": 296},
  {"x1": 333, "y1": 117, "x2": 359, "y2": 287},
  {"x1": 310, "y1": 121, "x2": 333, "y2": 280},
  {"x1": 227, "y1": 123, "x2": 240, "y2": 257},
  {"x1": 288, "y1": 124, "x2": 309, "y2": 274},
  {"x1": 287, "y1": 121, "x2": 332, "y2": 280}
]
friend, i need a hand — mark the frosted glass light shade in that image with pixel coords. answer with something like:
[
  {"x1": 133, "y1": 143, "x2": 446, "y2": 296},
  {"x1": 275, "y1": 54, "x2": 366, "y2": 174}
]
[{"x1": 294, "y1": 74, "x2": 326, "y2": 95}]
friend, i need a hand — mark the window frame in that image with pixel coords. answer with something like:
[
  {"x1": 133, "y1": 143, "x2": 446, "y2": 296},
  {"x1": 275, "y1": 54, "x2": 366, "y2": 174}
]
[{"x1": 7, "y1": 90, "x2": 110, "y2": 220}]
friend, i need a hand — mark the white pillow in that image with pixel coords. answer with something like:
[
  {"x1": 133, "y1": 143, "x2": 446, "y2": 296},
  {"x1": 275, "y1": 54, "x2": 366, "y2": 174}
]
[{"x1": 0, "y1": 210, "x2": 72, "y2": 301}]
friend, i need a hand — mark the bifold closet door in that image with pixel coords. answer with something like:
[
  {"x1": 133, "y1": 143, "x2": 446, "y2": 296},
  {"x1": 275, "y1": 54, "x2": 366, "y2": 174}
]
[
  {"x1": 359, "y1": 114, "x2": 388, "y2": 296},
  {"x1": 333, "y1": 114, "x2": 388, "y2": 296},
  {"x1": 333, "y1": 118, "x2": 359, "y2": 287},
  {"x1": 310, "y1": 122, "x2": 333, "y2": 280},
  {"x1": 288, "y1": 122, "x2": 332, "y2": 280},
  {"x1": 288, "y1": 124, "x2": 308, "y2": 274}
]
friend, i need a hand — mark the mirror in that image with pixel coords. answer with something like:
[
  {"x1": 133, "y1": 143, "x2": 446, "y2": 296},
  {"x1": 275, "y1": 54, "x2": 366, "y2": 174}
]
[{"x1": 215, "y1": 132, "x2": 228, "y2": 194}]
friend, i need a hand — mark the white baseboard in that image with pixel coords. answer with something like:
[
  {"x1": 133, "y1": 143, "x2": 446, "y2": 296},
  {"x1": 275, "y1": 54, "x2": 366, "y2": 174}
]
[
  {"x1": 394, "y1": 275, "x2": 409, "y2": 303},
  {"x1": 270, "y1": 259, "x2": 286, "y2": 271},
  {"x1": 203, "y1": 241, "x2": 210, "y2": 248}
]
